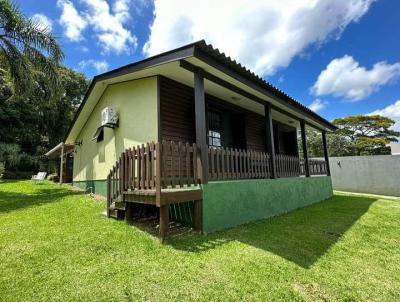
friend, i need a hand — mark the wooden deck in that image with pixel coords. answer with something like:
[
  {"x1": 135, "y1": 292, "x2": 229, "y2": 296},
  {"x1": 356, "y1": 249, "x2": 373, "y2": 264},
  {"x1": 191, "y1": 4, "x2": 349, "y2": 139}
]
[
  {"x1": 123, "y1": 188, "x2": 202, "y2": 205},
  {"x1": 106, "y1": 140, "x2": 327, "y2": 241}
]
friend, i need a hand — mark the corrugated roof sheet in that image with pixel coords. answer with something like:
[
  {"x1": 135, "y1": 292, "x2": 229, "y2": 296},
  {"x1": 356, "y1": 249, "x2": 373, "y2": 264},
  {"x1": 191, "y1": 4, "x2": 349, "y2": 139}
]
[{"x1": 194, "y1": 40, "x2": 335, "y2": 130}]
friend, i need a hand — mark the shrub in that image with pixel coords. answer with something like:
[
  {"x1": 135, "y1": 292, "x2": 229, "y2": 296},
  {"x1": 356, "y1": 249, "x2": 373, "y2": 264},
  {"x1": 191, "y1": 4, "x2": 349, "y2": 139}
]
[
  {"x1": 47, "y1": 173, "x2": 59, "y2": 182},
  {"x1": 2, "y1": 170, "x2": 35, "y2": 179}
]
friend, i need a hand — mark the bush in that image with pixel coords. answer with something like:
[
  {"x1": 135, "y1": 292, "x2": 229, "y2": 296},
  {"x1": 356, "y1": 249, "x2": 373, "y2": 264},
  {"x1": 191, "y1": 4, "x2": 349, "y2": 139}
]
[
  {"x1": 47, "y1": 173, "x2": 59, "y2": 182},
  {"x1": 2, "y1": 170, "x2": 35, "y2": 179},
  {"x1": 0, "y1": 162, "x2": 4, "y2": 178}
]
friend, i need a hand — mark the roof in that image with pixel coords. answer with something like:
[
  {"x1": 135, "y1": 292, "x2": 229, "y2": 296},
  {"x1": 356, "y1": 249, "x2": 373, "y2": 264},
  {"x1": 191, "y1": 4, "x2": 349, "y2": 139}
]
[
  {"x1": 64, "y1": 40, "x2": 336, "y2": 143},
  {"x1": 193, "y1": 41, "x2": 335, "y2": 130},
  {"x1": 45, "y1": 143, "x2": 75, "y2": 158}
]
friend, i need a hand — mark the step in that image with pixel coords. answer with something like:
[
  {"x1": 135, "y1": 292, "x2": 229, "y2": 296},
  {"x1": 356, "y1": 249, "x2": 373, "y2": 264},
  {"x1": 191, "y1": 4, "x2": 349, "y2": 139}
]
[
  {"x1": 108, "y1": 208, "x2": 125, "y2": 220},
  {"x1": 111, "y1": 201, "x2": 126, "y2": 210}
]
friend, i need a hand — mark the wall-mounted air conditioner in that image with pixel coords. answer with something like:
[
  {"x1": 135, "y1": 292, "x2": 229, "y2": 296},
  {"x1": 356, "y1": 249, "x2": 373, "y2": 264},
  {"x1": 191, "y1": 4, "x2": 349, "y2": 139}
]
[{"x1": 101, "y1": 107, "x2": 118, "y2": 127}]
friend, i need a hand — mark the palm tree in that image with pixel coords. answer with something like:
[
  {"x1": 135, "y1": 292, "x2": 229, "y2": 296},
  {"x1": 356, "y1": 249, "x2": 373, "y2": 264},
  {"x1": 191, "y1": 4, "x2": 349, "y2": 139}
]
[{"x1": 0, "y1": 0, "x2": 64, "y2": 93}]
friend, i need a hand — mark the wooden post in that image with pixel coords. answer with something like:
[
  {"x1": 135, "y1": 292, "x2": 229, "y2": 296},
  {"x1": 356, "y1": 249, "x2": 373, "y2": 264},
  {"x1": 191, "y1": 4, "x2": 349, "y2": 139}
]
[
  {"x1": 59, "y1": 143, "x2": 64, "y2": 184},
  {"x1": 193, "y1": 200, "x2": 202, "y2": 232},
  {"x1": 159, "y1": 205, "x2": 169, "y2": 242},
  {"x1": 300, "y1": 120, "x2": 310, "y2": 177},
  {"x1": 264, "y1": 103, "x2": 276, "y2": 178},
  {"x1": 106, "y1": 174, "x2": 111, "y2": 218},
  {"x1": 194, "y1": 68, "x2": 208, "y2": 184},
  {"x1": 155, "y1": 142, "x2": 162, "y2": 206},
  {"x1": 322, "y1": 130, "x2": 331, "y2": 176},
  {"x1": 125, "y1": 202, "x2": 134, "y2": 223}
]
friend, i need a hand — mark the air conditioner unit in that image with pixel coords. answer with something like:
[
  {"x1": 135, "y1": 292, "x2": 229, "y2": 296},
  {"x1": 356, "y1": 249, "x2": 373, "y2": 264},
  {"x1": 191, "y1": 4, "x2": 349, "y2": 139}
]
[{"x1": 101, "y1": 107, "x2": 118, "y2": 126}]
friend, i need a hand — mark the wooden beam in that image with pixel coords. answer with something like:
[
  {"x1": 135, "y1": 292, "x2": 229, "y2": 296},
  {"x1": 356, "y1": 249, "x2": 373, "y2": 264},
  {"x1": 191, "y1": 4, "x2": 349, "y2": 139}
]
[
  {"x1": 322, "y1": 130, "x2": 331, "y2": 176},
  {"x1": 159, "y1": 205, "x2": 169, "y2": 242},
  {"x1": 264, "y1": 104, "x2": 277, "y2": 178},
  {"x1": 300, "y1": 120, "x2": 310, "y2": 177},
  {"x1": 125, "y1": 202, "x2": 134, "y2": 223},
  {"x1": 193, "y1": 200, "x2": 202, "y2": 232},
  {"x1": 194, "y1": 68, "x2": 208, "y2": 183}
]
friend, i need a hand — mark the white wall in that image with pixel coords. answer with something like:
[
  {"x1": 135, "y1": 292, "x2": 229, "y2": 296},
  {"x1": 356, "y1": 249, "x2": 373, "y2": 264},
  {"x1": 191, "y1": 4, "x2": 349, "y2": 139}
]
[{"x1": 328, "y1": 155, "x2": 400, "y2": 196}]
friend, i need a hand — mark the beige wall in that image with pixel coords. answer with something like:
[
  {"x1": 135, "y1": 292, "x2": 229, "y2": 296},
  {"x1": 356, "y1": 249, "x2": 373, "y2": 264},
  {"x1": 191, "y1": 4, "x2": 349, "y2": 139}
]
[{"x1": 73, "y1": 76, "x2": 158, "y2": 181}]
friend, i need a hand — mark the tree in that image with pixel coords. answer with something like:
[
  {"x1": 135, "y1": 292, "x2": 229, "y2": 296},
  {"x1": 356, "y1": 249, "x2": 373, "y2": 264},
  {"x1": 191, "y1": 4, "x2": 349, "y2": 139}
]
[
  {"x1": 0, "y1": 66, "x2": 87, "y2": 173},
  {"x1": 333, "y1": 115, "x2": 399, "y2": 156},
  {"x1": 0, "y1": 0, "x2": 63, "y2": 93},
  {"x1": 302, "y1": 127, "x2": 354, "y2": 158}
]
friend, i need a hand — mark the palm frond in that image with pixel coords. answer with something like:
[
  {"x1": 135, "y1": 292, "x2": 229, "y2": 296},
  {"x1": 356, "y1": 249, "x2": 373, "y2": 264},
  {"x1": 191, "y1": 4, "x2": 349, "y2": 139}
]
[{"x1": 0, "y1": 0, "x2": 64, "y2": 93}]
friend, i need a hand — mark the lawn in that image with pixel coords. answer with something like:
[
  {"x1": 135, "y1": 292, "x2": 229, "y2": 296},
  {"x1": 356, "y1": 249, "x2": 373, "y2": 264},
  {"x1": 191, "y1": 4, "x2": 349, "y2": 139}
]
[{"x1": 0, "y1": 181, "x2": 399, "y2": 301}]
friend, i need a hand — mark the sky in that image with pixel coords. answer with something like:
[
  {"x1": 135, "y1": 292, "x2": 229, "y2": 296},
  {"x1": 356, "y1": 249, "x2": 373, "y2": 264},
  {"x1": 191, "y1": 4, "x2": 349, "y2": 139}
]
[{"x1": 17, "y1": 0, "x2": 400, "y2": 129}]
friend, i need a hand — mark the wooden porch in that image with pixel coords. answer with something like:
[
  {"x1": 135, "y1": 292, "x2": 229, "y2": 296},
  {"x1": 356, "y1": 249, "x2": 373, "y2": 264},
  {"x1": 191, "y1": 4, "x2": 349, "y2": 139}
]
[
  {"x1": 106, "y1": 62, "x2": 332, "y2": 241},
  {"x1": 106, "y1": 140, "x2": 328, "y2": 241}
]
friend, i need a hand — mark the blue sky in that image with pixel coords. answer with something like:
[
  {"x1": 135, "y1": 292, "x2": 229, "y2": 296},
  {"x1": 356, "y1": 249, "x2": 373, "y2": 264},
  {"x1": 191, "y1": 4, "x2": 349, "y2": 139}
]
[{"x1": 17, "y1": 0, "x2": 400, "y2": 128}]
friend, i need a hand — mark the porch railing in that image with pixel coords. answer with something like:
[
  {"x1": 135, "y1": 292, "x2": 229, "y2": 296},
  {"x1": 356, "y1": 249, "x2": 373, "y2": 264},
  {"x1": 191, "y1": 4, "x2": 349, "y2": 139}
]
[
  {"x1": 300, "y1": 159, "x2": 327, "y2": 176},
  {"x1": 107, "y1": 141, "x2": 200, "y2": 196},
  {"x1": 208, "y1": 147, "x2": 271, "y2": 180},
  {"x1": 275, "y1": 154, "x2": 301, "y2": 178},
  {"x1": 107, "y1": 141, "x2": 329, "y2": 207}
]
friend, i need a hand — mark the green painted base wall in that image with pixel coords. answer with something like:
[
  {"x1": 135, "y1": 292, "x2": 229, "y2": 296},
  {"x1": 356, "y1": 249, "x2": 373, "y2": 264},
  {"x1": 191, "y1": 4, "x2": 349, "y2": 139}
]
[
  {"x1": 73, "y1": 180, "x2": 107, "y2": 197},
  {"x1": 202, "y1": 176, "x2": 333, "y2": 233}
]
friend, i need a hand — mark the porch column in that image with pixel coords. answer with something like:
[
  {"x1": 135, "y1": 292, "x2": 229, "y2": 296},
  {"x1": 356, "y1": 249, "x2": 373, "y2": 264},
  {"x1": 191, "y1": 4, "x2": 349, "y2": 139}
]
[
  {"x1": 264, "y1": 103, "x2": 276, "y2": 178},
  {"x1": 194, "y1": 68, "x2": 208, "y2": 184},
  {"x1": 300, "y1": 120, "x2": 310, "y2": 177},
  {"x1": 322, "y1": 130, "x2": 331, "y2": 176},
  {"x1": 59, "y1": 143, "x2": 64, "y2": 184}
]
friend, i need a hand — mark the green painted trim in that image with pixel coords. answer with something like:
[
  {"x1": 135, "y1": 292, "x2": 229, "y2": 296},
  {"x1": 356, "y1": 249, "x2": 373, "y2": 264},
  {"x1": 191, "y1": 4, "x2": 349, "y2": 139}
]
[
  {"x1": 73, "y1": 180, "x2": 107, "y2": 197},
  {"x1": 202, "y1": 176, "x2": 333, "y2": 233}
]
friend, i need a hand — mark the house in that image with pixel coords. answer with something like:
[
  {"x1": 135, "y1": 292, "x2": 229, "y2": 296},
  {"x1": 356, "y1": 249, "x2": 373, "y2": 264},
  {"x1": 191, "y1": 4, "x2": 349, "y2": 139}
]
[{"x1": 47, "y1": 41, "x2": 336, "y2": 240}]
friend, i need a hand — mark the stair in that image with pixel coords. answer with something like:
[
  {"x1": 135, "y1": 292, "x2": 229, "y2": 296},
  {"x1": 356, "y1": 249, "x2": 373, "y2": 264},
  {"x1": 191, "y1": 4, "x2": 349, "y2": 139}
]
[{"x1": 108, "y1": 200, "x2": 126, "y2": 220}]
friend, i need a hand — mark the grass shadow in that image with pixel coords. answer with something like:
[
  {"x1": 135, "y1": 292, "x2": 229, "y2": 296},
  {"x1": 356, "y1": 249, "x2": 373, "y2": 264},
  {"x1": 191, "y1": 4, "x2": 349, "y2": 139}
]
[
  {"x1": 169, "y1": 194, "x2": 376, "y2": 268},
  {"x1": 0, "y1": 185, "x2": 83, "y2": 214}
]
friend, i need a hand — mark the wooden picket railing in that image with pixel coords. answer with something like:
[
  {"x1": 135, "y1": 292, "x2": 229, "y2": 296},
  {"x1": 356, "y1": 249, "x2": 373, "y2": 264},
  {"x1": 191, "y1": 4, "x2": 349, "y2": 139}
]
[
  {"x1": 107, "y1": 141, "x2": 200, "y2": 199},
  {"x1": 307, "y1": 159, "x2": 327, "y2": 176},
  {"x1": 208, "y1": 147, "x2": 271, "y2": 180},
  {"x1": 106, "y1": 141, "x2": 329, "y2": 212},
  {"x1": 275, "y1": 154, "x2": 301, "y2": 178}
]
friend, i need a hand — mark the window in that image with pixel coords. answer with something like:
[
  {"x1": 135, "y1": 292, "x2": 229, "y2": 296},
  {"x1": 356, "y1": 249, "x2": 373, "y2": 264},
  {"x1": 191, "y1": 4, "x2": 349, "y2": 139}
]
[{"x1": 208, "y1": 110, "x2": 222, "y2": 147}]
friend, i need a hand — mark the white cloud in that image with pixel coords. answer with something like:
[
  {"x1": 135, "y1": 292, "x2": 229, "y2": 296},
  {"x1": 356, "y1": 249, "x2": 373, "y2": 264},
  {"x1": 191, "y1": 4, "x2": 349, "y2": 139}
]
[
  {"x1": 57, "y1": 0, "x2": 137, "y2": 54},
  {"x1": 57, "y1": 0, "x2": 88, "y2": 41},
  {"x1": 370, "y1": 100, "x2": 400, "y2": 131},
  {"x1": 143, "y1": 0, "x2": 374, "y2": 76},
  {"x1": 31, "y1": 13, "x2": 53, "y2": 31},
  {"x1": 312, "y1": 55, "x2": 400, "y2": 101},
  {"x1": 79, "y1": 59, "x2": 109, "y2": 72},
  {"x1": 309, "y1": 99, "x2": 327, "y2": 113},
  {"x1": 82, "y1": 0, "x2": 137, "y2": 54}
]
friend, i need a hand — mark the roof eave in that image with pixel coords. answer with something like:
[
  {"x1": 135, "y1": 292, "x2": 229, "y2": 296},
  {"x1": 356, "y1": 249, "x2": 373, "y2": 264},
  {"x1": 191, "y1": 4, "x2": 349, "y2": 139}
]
[
  {"x1": 63, "y1": 41, "x2": 200, "y2": 143},
  {"x1": 192, "y1": 41, "x2": 336, "y2": 131}
]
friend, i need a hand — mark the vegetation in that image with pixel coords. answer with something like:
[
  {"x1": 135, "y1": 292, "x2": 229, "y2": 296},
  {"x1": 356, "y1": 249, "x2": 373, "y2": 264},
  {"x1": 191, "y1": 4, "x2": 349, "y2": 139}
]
[
  {"x1": 0, "y1": 67, "x2": 87, "y2": 175},
  {"x1": 0, "y1": 180, "x2": 399, "y2": 301},
  {"x1": 306, "y1": 115, "x2": 399, "y2": 157},
  {"x1": 0, "y1": 1, "x2": 87, "y2": 176}
]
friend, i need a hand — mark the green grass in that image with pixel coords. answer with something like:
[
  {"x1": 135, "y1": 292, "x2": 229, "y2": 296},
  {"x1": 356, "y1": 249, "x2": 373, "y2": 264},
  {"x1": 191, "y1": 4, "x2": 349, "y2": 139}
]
[{"x1": 0, "y1": 180, "x2": 399, "y2": 301}]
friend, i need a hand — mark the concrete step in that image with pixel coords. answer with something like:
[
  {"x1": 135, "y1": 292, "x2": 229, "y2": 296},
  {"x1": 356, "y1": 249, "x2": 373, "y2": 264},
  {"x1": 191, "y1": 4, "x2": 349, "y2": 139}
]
[{"x1": 108, "y1": 208, "x2": 125, "y2": 220}]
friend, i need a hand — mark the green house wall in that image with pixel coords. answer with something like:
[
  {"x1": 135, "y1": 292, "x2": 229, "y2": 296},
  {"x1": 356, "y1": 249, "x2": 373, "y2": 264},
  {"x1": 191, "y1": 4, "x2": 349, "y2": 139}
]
[
  {"x1": 73, "y1": 76, "x2": 159, "y2": 182},
  {"x1": 202, "y1": 176, "x2": 333, "y2": 233},
  {"x1": 73, "y1": 180, "x2": 108, "y2": 197}
]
